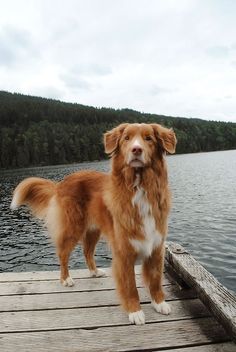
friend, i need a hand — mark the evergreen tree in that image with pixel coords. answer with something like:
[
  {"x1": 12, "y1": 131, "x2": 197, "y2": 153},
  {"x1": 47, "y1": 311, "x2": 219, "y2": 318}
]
[{"x1": 0, "y1": 91, "x2": 235, "y2": 169}]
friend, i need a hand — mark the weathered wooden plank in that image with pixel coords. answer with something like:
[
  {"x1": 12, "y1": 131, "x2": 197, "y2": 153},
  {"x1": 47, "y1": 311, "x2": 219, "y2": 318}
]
[
  {"x1": 0, "y1": 274, "x2": 173, "y2": 296},
  {"x1": 0, "y1": 299, "x2": 208, "y2": 333},
  {"x1": 0, "y1": 285, "x2": 196, "y2": 312},
  {"x1": 0, "y1": 265, "x2": 148, "y2": 282},
  {"x1": 164, "y1": 342, "x2": 235, "y2": 352},
  {"x1": 166, "y1": 242, "x2": 236, "y2": 342},
  {"x1": 0, "y1": 268, "x2": 108, "y2": 282},
  {"x1": 0, "y1": 317, "x2": 229, "y2": 352}
]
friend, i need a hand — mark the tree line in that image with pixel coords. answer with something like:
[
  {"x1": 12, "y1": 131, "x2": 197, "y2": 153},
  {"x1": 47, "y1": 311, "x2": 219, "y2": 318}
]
[{"x1": 0, "y1": 91, "x2": 236, "y2": 169}]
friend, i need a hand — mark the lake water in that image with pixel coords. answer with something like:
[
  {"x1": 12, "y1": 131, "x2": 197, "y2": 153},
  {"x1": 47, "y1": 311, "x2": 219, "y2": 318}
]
[{"x1": 0, "y1": 150, "x2": 235, "y2": 292}]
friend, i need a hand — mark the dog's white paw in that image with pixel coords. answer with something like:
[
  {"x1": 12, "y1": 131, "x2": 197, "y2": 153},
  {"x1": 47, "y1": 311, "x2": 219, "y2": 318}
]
[
  {"x1": 128, "y1": 310, "x2": 145, "y2": 325},
  {"x1": 90, "y1": 268, "x2": 106, "y2": 277},
  {"x1": 62, "y1": 276, "x2": 74, "y2": 287},
  {"x1": 152, "y1": 300, "x2": 171, "y2": 315}
]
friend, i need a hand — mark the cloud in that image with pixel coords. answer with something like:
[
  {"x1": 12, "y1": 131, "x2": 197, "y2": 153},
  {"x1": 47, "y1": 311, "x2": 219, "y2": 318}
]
[
  {"x1": 60, "y1": 63, "x2": 112, "y2": 90},
  {"x1": 0, "y1": 25, "x2": 37, "y2": 67},
  {"x1": 206, "y1": 43, "x2": 236, "y2": 59},
  {"x1": 206, "y1": 45, "x2": 230, "y2": 58},
  {"x1": 61, "y1": 72, "x2": 91, "y2": 90},
  {"x1": 31, "y1": 86, "x2": 65, "y2": 100},
  {"x1": 149, "y1": 85, "x2": 177, "y2": 96},
  {"x1": 0, "y1": 0, "x2": 236, "y2": 122},
  {"x1": 72, "y1": 63, "x2": 112, "y2": 77},
  {"x1": 231, "y1": 60, "x2": 236, "y2": 68}
]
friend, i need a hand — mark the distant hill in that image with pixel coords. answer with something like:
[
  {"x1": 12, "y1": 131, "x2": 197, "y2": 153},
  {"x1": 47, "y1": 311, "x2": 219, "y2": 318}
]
[{"x1": 0, "y1": 91, "x2": 235, "y2": 169}]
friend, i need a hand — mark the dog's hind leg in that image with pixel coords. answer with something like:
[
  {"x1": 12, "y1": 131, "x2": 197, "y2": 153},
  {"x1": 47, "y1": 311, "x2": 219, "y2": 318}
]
[
  {"x1": 83, "y1": 229, "x2": 106, "y2": 277},
  {"x1": 57, "y1": 235, "x2": 77, "y2": 287}
]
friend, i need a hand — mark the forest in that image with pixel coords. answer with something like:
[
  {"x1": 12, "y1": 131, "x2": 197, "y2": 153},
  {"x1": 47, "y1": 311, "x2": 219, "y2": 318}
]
[{"x1": 0, "y1": 91, "x2": 236, "y2": 169}]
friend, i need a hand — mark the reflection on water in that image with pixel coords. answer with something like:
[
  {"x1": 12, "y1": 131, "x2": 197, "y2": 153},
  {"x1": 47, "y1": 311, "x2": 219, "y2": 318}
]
[{"x1": 0, "y1": 151, "x2": 235, "y2": 292}]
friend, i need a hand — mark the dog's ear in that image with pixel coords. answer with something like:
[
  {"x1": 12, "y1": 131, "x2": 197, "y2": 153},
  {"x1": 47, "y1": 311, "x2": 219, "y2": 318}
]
[
  {"x1": 104, "y1": 123, "x2": 129, "y2": 154},
  {"x1": 151, "y1": 124, "x2": 177, "y2": 154}
]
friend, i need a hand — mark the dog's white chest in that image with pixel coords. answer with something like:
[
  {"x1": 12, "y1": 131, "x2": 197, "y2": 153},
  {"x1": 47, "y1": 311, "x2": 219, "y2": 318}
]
[{"x1": 130, "y1": 187, "x2": 162, "y2": 258}]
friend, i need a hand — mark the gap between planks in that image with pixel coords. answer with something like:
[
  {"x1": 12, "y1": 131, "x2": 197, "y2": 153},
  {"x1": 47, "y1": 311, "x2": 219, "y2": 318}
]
[
  {"x1": 0, "y1": 284, "x2": 197, "y2": 312},
  {"x1": 158, "y1": 343, "x2": 235, "y2": 352},
  {"x1": 0, "y1": 265, "x2": 158, "y2": 282},
  {"x1": 0, "y1": 272, "x2": 173, "y2": 296},
  {"x1": 0, "y1": 298, "x2": 209, "y2": 333}
]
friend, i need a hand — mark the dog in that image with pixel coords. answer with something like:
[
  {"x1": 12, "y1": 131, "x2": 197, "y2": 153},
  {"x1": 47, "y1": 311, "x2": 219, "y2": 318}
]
[{"x1": 11, "y1": 122, "x2": 177, "y2": 325}]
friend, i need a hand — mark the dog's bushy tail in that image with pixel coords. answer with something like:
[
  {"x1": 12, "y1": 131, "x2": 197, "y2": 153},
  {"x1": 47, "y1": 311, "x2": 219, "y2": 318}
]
[{"x1": 10, "y1": 177, "x2": 56, "y2": 219}]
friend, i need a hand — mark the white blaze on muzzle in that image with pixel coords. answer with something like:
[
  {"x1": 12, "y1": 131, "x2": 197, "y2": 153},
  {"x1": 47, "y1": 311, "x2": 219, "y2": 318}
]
[
  {"x1": 127, "y1": 138, "x2": 146, "y2": 166},
  {"x1": 132, "y1": 139, "x2": 143, "y2": 150}
]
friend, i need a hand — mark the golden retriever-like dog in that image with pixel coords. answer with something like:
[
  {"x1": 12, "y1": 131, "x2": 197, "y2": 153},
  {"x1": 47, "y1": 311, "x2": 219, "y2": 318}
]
[{"x1": 11, "y1": 123, "x2": 177, "y2": 325}]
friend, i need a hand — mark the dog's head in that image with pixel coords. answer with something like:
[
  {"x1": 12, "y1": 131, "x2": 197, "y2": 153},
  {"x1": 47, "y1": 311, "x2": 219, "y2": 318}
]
[{"x1": 104, "y1": 123, "x2": 177, "y2": 168}]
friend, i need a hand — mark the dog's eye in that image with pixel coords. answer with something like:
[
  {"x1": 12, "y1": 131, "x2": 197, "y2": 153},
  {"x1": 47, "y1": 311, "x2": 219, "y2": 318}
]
[
  {"x1": 124, "y1": 136, "x2": 129, "y2": 140},
  {"x1": 145, "y1": 136, "x2": 152, "y2": 141}
]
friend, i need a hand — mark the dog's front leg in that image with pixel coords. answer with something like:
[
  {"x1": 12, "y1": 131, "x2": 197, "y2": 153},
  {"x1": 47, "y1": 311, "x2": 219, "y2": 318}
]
[
  {"x1": 142, "y1": 244, "x2": 171, "y2": 315},
  {"x1": 112, "y1": 246, "x2": 145, "y2": 325}
]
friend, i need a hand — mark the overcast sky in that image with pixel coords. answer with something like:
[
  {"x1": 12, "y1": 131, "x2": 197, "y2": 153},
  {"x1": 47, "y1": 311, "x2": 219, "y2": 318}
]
[{"x1": 0, "y1": 0, "x2": 236, "y2": 122}]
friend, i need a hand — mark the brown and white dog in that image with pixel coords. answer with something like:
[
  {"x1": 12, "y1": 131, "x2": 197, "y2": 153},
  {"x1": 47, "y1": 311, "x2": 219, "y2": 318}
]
[{"x1": 11, "y1": 123, "x2": 177, "y2": 325}]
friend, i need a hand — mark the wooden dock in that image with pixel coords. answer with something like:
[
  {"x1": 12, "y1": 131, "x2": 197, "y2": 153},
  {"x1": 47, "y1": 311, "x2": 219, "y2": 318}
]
[{"x1": 0, "y1": 242, "x2": 235, "y2": 351}]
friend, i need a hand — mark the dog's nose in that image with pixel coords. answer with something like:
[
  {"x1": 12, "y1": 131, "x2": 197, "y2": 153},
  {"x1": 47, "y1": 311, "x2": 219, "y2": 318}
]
[{"x1": 132, "y1": 146, "x2": 142, "y2": 155}]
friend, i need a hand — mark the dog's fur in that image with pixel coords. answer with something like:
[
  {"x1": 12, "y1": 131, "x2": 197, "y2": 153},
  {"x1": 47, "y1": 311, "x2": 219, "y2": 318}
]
[{"x1": 11, "y1": 123, "x2": 176, "y2": 325}]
